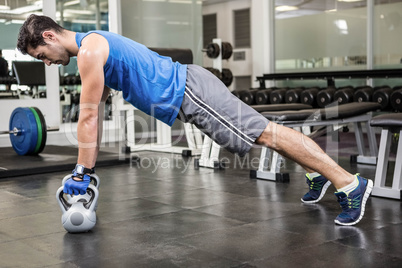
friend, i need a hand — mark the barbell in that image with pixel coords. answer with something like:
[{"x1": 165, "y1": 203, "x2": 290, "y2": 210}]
[{"x1": 0, "y1": 107, "x2": 59, "y2": 155}]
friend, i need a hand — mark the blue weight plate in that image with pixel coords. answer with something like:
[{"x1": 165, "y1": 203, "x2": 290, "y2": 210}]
[{"x1": 9, "y1": 107, "x2": 38, "y2": 155}]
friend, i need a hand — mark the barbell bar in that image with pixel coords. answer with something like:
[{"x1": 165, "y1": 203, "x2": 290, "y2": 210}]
[{"x1": 0, "y1": 126, "x2": 59, "y2": 135}]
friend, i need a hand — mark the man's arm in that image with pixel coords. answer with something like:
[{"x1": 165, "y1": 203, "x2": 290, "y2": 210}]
[
  {"x1": 75, "y1": 34, "x2": 109, "y2": 171},
  {"x1": 91, "y1": 86, "x2": 111, "y2": 169}
]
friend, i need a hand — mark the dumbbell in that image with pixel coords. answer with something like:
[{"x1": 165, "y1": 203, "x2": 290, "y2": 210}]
[
  {"x1": 354, "y1": 86, "x2": 373, "y2": 102},
  {"x1": 62, "y1": 173, "x2": 100, "y2": 210},
  {"x1": 334, "y1": 86, "x2": 355, "y2": 105},
  {"x1": 255, "y1": 88, "x2": 275, "y2": 105},
  {"x1": 301, "y1": 87, "x2": 320, "y2": 107},
  {"x1": 390, "y1": 86, "x2": 402, "y2": 112},
  {"x1": 56, "y1": 184, "x2": 99, "y2": 233},
  {"x1": 239, "y1": 89, "x2": 258, "y2": 105},
  {"x1": 317, "y1": 87, "x2": 336, "y2": 108},
  {"x1": 285, "y1": 87, "x2": 304, "y2": 104},
  {"x1": 270, "y1": 88, "x2": 288, "y2": 104},
  {"x1": 372, "y1": 86, "x2": 392, "y2": 110}
]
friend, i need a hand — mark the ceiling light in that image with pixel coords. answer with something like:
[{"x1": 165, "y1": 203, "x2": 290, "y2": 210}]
[
  {"x1": 276, "y1": 5, "x2": 298, "y2": 12},
  {"x1": 64, "y1": 9, "x2": 94, "y2": 15},
  {"x1": 0, "y1": 5, "x2": 10, "y2": 10},
  {"x1": 64, "y1": 0, "x2": 81, "y2": 7}
]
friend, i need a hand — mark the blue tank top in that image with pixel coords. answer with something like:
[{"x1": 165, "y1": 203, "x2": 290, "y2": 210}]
[{"x1": 75, "y1": 31, "x2": 187, "y2": 126}]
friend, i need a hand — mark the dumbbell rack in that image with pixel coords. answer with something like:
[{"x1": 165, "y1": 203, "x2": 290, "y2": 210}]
[{"x1": 256, "y1": 69, "x2": 402, "y2": 88}]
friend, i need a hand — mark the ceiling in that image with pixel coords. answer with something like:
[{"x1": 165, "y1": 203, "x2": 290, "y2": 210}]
[
  {"x1": 0, "y1": 0, "x2": 401, "y2": 23},
  {"x1": 202, "y1": 0, "x2": 402, "y2": 19},
  {"x1": 0, "y1": 0, "x2": 108, "y2": 23}
]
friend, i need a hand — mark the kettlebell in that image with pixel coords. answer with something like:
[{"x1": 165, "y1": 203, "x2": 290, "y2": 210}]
[
  {"x1": 62, "y1": 173, "x2": 100, "y2": 210},
  {"x1": 56, "y1": 184, "x2": 99, "y2": 233}
]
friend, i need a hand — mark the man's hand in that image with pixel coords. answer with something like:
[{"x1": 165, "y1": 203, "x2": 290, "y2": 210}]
[{"x1": 63, "y1": 174, "x2": 91, "y2": 195}]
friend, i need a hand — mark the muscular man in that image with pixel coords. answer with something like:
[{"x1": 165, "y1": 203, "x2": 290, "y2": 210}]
[{"x1": 17, "y1": 14, "x2": 372, "y2": 226}]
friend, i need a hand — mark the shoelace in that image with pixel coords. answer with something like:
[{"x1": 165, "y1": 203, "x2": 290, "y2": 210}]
[
  {"x1": 308, "y1": 179, "x2": 324, "y2": 191},
  {"x1": 338, "y1": 194, "x2": 362, "y2": 211}
]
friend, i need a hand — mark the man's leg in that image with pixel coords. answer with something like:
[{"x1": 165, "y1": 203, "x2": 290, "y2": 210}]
[
  {"x1": 255, "y1": 121, "x2": 353, "y2": 189},
  {"x1": 256, "y1": 121, "x2": 373, "y2": 225}
]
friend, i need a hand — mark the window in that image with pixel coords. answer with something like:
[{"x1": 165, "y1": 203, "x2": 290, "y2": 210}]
[
  {"x1": 234, "y1": 8, "x2": 250, "y2": 48},
  {"x1": 203, "y1": 14, "x2": 217, "y2": 48}
]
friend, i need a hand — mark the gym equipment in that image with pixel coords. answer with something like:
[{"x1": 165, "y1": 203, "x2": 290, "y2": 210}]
[
  {"x1": 354, "y1": 86, "x2": 373, "y2": 103},
  {"x1": 390, "y1": 86, "x2": 402, "y2": 112},
  {"x1": 257, "y1": 69, "x2": 402, "y2": 89},
  {"x1": 285, "y1": 87, "x2": 304, "y2": 104},
  {"x1": 221, "y1": 42, "x2": 233, "y2": 60},
  {"x1": 301, "y1": 87, "x2": 320, "y2": 107},
  {"x1": 239, "y1": 89, "x2": 258, "y2": 105},
  {"x1": 370, "y1": 113, "x2": 402, "y2": 200},
  {"x1": 255, "y1": 88, "x2": 274, "y2": 105},
  {"x1": 372, "y1": 86, "x2": 392, "y2": 110},
  {"x1": 270, "y1": 88, "x2": 288, "y2": 104},
  {"x1": 204, "y1": 67, "x2": 233, "y2": 87},
  {"x1": 221, "y1": 68, "x2": 233, "y2": 86},
  {"x1": 62, "y1": 173, "x2": 100, "y2": 210},
  {"x1": 203, "y1": 41, "x2": 233, "y2": 60},
  {"x1": 317, "y1": 87, "x2": 336, "y2": 108},
  {"x1": 232, "y1": 91, "x2": 241, "y2": 99},
  {"x1": 334, "y1": 86, "x2": 355, "y2": 105},
  {"x1": 0, "y1": 107, "x2": 58, "y2": 155},
  {"x1": 56, "y1": 184, "x2": 98, "y2": 233}
]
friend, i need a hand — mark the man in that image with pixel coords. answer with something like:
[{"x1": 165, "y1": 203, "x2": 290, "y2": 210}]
[
  {"x1": 0, "y1": 49, "x2": 9, "y2": 77},
  {"x1": 17, "y1": 14, "x2": 372, "y2": 226}
]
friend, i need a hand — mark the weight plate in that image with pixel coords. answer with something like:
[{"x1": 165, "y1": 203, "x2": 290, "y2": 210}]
[
  {"x1": 9, "y1": 107, "x2": 38, "y2": 155},
  {"x1": 31, "y1": 107, "x2": 47, "y2": 154},
  {"x1": 29, "y1": 107, "x2": 42, "y2": 154}
]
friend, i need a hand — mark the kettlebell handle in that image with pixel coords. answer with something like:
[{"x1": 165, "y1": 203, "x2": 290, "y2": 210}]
[
  {"x1": 84, "y1": 186, "x2": 96, "y2": 209},
  {"x1": 56, "y1": 184, "x2": 99, "y2": 212}
]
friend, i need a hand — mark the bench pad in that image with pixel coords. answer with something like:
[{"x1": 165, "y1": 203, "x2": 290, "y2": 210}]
[
  {"x1": 370, "y1": 113, "x2": 402, "y2": 128},
  {"x1": 251, "y1": 103, "x2": 312, "y2": 113}
]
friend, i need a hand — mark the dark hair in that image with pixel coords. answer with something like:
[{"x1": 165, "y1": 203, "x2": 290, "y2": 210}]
[{"x1": 17, "y1": 14, "x2": 64, "y2": 55}]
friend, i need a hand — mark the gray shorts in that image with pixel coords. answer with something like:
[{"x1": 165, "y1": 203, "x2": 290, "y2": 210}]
[{"x1": 177, "y1": 65, "x2": 269, "y2": 157}]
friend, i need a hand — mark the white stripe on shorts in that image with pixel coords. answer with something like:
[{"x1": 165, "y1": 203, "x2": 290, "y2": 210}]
[{"x1": 184, "y1": 86, "x2": 254, "y2": 146}]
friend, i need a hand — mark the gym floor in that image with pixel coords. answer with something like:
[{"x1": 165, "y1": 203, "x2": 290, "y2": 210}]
[{"x1": 0, "y1": 134, "x2": 402, "y2": 268}]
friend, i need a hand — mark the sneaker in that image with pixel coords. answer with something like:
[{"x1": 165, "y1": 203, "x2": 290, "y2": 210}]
[
  {"x1": 301, "y1": 173, "x2": 331, "y2": 204},
  {"x1": 334, "y1": 174, "x2": 373, "y2": 226}
]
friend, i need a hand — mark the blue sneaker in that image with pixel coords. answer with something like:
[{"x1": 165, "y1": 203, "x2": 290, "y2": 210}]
[
  {"x1": 301, "y1": 173, "x2": 331, "y2": 204},
  {"x1": 334, "y1": 175, "x2": 373, "y2": 226}
]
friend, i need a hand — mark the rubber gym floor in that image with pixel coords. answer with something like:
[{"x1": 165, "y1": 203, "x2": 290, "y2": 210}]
[{"x1": 0, "y1": 132, "x2": 402, "y2": 268}]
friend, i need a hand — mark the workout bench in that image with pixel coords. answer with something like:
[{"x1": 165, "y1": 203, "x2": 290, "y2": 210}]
[
  {"x1": 250, "y1": 102, "x2": 381, "y2": 182},
  {"x1": 370, "y1": 113, "x2": 402, "y2": 200}
]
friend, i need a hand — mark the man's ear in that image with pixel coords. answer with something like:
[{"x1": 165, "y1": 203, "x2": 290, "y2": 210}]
[{"x1": 42, "y1": 31, "x2": 56, "y2": 42}]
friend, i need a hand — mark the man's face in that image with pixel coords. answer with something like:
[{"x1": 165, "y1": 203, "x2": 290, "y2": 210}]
[{"x1": 27, "y1": 41, "x2": 70, "y2": 66}]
